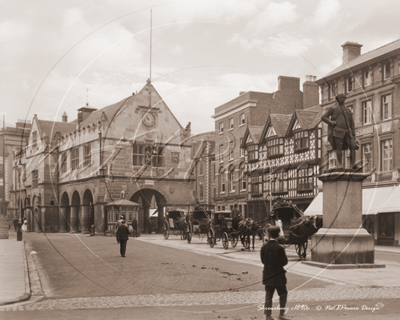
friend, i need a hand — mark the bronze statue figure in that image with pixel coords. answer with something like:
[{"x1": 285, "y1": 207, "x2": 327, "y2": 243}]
[{"x1": 321, "y1": 93, "x2": 359, "y2": 170}]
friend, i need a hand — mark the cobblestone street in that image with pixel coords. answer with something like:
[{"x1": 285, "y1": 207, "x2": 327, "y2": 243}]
[{"x1": 1, "y1": 286, "x2": 400, "y2": 312}]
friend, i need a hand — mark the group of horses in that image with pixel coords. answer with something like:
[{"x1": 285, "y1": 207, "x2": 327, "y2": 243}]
[{"x1": 234, "y1": 215, "x2": 322, "y2": 259}]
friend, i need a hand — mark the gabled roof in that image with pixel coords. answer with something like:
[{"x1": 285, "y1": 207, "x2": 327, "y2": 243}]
[
  {"x1": 80, "y1": 82, "x2": 183, "y2": 129},
  {"x1": 318, "y1": 39, "x2": 400, "y2": 82},
  {"x1": 260, "y1": 114, "x2": 292, "y2": 142},
  {"x1": 35, "y1": 119, "x2": 76, "y2": 141},
  {"x1": 286, "y1": 106, "x2": 322, "y2": 136},
  {"x1": 241, "y1": 125, "x2": 263, "y2": 148}
]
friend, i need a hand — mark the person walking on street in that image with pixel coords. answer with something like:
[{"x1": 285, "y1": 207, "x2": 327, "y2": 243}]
[
  {"x1": 13, "y1": 218, "x2": 19, "y2": 231},
  {"x1": 131, "y1": 218, "x2": 138, "y2": 237},
  {"x1": 116, "y1": 220, "x2": 130, "y2": 257},
  {"x1": 260, "y1": 226, "x2": 289, "y2": 320}
]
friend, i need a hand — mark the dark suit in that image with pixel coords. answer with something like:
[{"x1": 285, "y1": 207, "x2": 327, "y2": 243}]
[
  {"x1": 116, "y1": 224, "x2": 130, "y2": 257},
  {"x1": 260, "y1": 239, "x2": 288, "y2": 317},
  {"x1": 321, "y1": 103, "x2": 355, "y2": 151}
]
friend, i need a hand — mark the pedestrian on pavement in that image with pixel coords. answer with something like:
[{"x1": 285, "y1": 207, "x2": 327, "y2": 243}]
[
  {"x1": 260, "y1": 226, "x2": 289, "y2": 320},
  {"x1": 115, "y1": 215, "x2": 124, "y2": 232},
  {"x1": 22, "y1": 219, "x2": 27, "y2": 232},
  {"x1": 116, "y1": 220, "x2": 130, "y2": 257},
  {"x1": 13, "y1": 218, "x2": 18, "y2": 231},
  {"x1": 131, "y1": 218, "x2": 138, "y2": 237}
]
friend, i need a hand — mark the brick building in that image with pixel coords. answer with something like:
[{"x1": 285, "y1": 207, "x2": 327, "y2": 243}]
[
  {"x1": 212, "y1": 75, "x2": 319, "y2": 217},
  {"x1": 1, "y1": 120, "x2": 31, "y2": 218},
  {"x1": 11, "y1": 81, "x2": 196, "y2": 234},
  {"x1": 187, "y1": 131, "x2": 217, "y2": 211},
  {"x1": 306, "y1": 39, "x2": 400, "y2": 246}
]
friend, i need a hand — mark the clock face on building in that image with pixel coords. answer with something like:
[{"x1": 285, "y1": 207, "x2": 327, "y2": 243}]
[{"x1": 143, "y1": 113, "x2": 155, "y2": 127}]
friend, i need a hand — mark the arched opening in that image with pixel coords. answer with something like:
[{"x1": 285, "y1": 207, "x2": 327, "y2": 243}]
[
  {"x1": 82, "y1": 189, "x2": 94, "y2": 234},
  {"x1": 71, "y1": 191, "x2": 81, "y2": 233},
  {"x1": 130, "y1": 189, "x2": 167, "y2": 234},
  {"x1": 60, "y1": 192, "x2": 70, "y2": 232}
]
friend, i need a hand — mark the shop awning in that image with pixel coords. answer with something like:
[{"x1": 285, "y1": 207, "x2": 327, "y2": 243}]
[
  {"x1": 363, "y1": 186, "x2": 395, "y2": 215},
  {"x1": 303, "y1": 192, "x2": 323, "y2": 216},
  {"x1": 378, "y1": 185, "x2": 400, "y2": 213},
  {"x1": 303, "y1": 186, "x2": 396, "y2": 216}
]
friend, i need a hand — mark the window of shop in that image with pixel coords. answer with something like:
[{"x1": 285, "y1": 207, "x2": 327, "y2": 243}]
[
  {"x1": 294, "y1": 131, "x2": 309, "y2": 151},
  {"x1": 229, "y1": 170, "x2": 235, "y2": 192},
  {"x1": 379, "y1": 212, "x2": 394, "y2": 238},
  {"x1": 219, "y1": 144, "x2": 224, "y2": 162},
  {"x1": 229, "y1": 118, "x2": 234, "y2": 130},
  {"x1": 267, "y1": 138, "x2": 284, "y2": 157},
  {"x1": 71, "y1": 147, "x2": 79, "y2": 170},
  {"x1": 84, "y1": 143, "x2": 91, "y2": 167},
  {"x1": 239, "y1": 167, "x2": 246, "y2": 191},
  {"x1": 220, "y1": 172, "x2": 225, "y2": 193},
  {"x1": 362, "y1": 100, "x2": 372, "y2": 125},
  {"x1": 361, "y1": 143, "x2": 372, "y2": 173},
  {"x1": 219, "y1": 122, "x2": 224, "y2": 133},
  {"x1": 381, "y1": 94, "x2": 392, "y2": 120}
]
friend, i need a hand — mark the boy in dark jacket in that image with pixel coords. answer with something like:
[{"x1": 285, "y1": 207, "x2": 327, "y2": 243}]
[
  {"x1": 260, "y1": 226, "x2": 289, "y2": 320},
  {"x1": 116, "y1": 220, "x2": 130, "y2": 257}
]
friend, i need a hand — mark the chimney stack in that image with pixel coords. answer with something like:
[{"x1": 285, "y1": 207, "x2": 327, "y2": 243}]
[
  {"x1": 341, "y1": 41, "x2": 363, "y2": 64},
  {"x1": 62, "y1": 112, "x2": 68, "y2": 123},
  {"x1": 303, "y1": 75, "x2": 319, "y2": 109}
]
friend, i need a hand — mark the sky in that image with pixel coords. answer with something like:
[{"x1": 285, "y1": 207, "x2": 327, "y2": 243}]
[{"x1": 1, "y1": 0, "x2": 399, "y2": 134}]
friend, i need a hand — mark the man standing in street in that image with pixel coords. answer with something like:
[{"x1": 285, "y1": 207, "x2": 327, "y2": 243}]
[
  {"x1": 116, "y1": 220, "x2": 130, "y2": 257},
  {"x1": 260, "y1": 226, "x2": 289, "y2": 320}
]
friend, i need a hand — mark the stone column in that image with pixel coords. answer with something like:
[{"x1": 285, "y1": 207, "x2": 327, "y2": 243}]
[
  {"x1": 308, "y1": 171, "x2": 379, "y2": 268},
  {"x1": 70, "y1": 206, "x2": 79, "y2": 233},
  {"x1": 157, "y1": 205, "x2": 164, "y2": 233},
  {"x1": 81, "y1": 205, "x2": 90, "y2": 234},
  {"x1": 59, "y1": 206, "x2": 68, "y2": 233},
  {"x1": 93, "y1": 203, "x2": 105, "y2": 235}
]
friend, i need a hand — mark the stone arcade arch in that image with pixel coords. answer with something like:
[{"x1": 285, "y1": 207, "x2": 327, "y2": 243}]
[
  {"x1": 59, "y1": 192, "x2": 70, "y2": 233},
  {"x1": 82, "y1": 189, "x2": 94, "y2": 234},
  {"x1": 130, "y1": 189, "x2": 167, "y2": 233},
  {"x1": 71, "y1": 191, "x2": 81, "y2": 233}
]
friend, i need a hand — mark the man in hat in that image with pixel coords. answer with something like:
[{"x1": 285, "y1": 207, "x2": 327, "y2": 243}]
[
  {"x1": 260, "y1": 226, "x2": 289, "y2": 320},
  {"x1": 321, "y1": 93, "x2": 359, "y2": 170},
  {"x1": 116, "y1": 220, "x2": 130, "y2": 257}
]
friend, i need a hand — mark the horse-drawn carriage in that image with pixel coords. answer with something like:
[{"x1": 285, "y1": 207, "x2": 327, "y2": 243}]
[
  {"x1": 264, "y1": 203, "x2": 319, "y2": 259},
  {"x1": 163, "y1": 210, "x2": 192, "y2": 243},
  {"x1": 207, "y1": 211, "x2": 256, "y2": 250}
]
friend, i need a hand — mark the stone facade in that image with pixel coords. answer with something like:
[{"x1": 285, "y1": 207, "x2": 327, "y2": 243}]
[
  {"x1": 11, "y1": 81, "x2": 196, "y2": 234},
  {"x1": 316, "y1": 39, "x2": 400, "y2": 246}
]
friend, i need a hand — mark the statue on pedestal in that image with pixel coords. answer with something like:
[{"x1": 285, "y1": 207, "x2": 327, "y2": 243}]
[{"x1": 321, "y1": 94, "x2": 359, "y2": 170}]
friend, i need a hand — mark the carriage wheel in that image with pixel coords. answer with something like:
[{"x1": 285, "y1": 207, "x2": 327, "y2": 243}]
[
  {"x1": 163, "y1": 221, "x2": 169, "y2": 240},
  {"x1": 243, "y1": 236, "x2": 250, "y2": 250},
  {"x1": 222, "y1": 232, "x2": 229, "y2": 250},
  {"x1": 186, "y1": 222, "x2": 192, "y2": 244},
  {"x1": 207, "y1": 229, "x2": 215, "y2": 248},
  {"x1": 231, "y1": 236, "x2": 238, "y2": 248}
]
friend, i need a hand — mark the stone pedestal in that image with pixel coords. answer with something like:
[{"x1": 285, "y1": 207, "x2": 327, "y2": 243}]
[{"x1": 307, "y1": 171, "x2": 384, "y2": 269}]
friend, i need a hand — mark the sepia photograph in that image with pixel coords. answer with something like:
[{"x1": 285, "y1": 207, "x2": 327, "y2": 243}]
[{"x1": 1, "y1": 0, "x2": 400, "y2": 319}]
